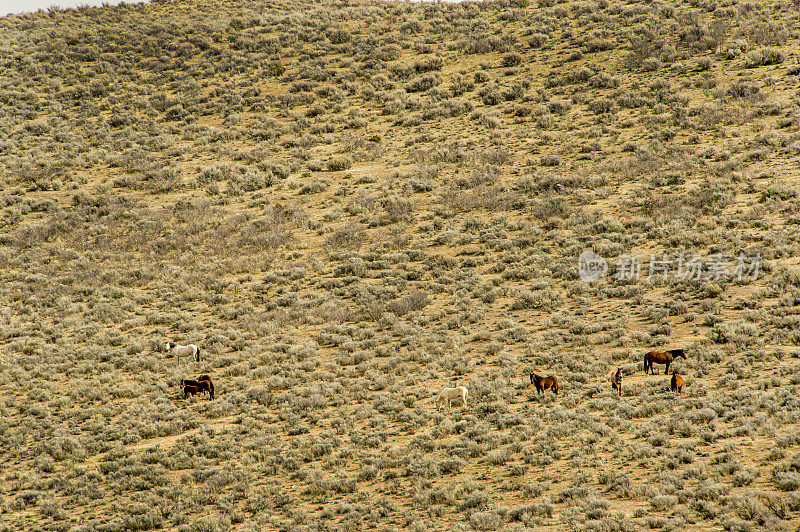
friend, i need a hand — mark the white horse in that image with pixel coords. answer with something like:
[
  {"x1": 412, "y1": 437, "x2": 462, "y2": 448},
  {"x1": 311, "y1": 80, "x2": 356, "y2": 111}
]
[
  {"x1": 436, "y1": 386, "x2": 468, "y2": 410},
  {"x1": 166, "y1": 342, "x2": 201, "y2": 362}
]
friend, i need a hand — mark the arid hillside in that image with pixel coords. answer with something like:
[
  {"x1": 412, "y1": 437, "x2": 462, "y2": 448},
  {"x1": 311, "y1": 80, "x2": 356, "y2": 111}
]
[{"x1": 2, "y1": 0, "x2": 800, "y2": 530}]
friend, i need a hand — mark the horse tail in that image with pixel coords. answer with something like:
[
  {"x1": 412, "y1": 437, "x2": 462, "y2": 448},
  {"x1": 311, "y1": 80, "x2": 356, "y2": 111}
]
[
  {"x1": 195, "y1": 346, "x2": 201, "y2": 362},
  {"x1": 209, "y1": 380, "x2": 214, "y2": 400},
  {"x1": 553, "y1": 378, "x2": 558, "y2": 395},
  {"x1": 463, "y1": 388, "x2": 468, "y2": 405}
]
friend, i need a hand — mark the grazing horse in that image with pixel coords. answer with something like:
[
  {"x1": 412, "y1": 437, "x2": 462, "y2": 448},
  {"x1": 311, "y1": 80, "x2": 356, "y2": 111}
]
[
  {"x1": 180, "y1": 381, "x2": 202, "y2": 399},
  {"x1": 180, "y1": 376, "x2": 214, "y2": 400},
  {"x1": 436, "y1": 386, "x2": 468, "y2": 410},
  {"x1": 644, "y1": 348, "x2": 685, "y2": 375},
  {"x1": 671, "y1": 371, "x2": 684, "y2": 394},
  {"x1": 530, "y1": 373, "x2": 558, "y2": 395},
  {"x1": 611, "y1": 367, "x2": 622, "y2": 395},
  {"x1": 196, "y1": 374, "x2": 215, "y2": 400},
  {"x1": 167, "y1": 342, "x2": 201, "y2": 362}
]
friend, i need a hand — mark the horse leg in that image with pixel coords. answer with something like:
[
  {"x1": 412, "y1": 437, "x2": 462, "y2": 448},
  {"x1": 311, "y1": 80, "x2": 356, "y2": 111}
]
[{"x1": 664, "y1": 360, "x2": 670, "y2": 375}]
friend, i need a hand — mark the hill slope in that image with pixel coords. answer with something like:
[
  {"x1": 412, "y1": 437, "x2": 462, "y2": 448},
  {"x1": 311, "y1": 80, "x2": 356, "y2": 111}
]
[{"x1": 2, "y1": 0, "x2": 800, "y2": 530}]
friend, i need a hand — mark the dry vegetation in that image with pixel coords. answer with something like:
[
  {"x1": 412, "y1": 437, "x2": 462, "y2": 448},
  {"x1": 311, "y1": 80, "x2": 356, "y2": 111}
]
[{"x1": 2, "y1": 0, "x2": 800, "y2": 529}]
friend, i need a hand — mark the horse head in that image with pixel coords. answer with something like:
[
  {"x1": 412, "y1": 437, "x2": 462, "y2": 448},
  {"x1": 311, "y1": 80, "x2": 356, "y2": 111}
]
[{"x1": 669, "y1": 348, "x2": 686, "y2": 359}]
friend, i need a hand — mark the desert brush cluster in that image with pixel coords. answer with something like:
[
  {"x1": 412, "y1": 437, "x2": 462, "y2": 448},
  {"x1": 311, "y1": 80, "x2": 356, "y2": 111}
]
[{"x1": 2, "y1": 0, "x2": 800, "y2": 530}]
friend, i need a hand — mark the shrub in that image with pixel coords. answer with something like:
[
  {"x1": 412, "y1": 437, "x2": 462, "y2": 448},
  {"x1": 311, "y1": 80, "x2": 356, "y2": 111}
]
[
  {"x1": 587, "y1": 98, "x2": 614, "y2": 114},
  {"x1": 540, "y1": 155, "x2": 561, "y2": 167},
  {"x1": 324, "y1": 223, "x2": 367, "y2": 251},
  {"x1": 386, "y1": 290, "x2": 429, "y2": 316},
  {"x1": 511, "y1": 289, "x2": 559, "y2": 311},
  {"x1": 529, "y1": 33, "x2": 548, "y2": 48},
  {"x1": 502, "y1": 53, "x2": 523, "y2": 67},
  {"x1": 299, "y1": 180, "x2": 328, "y2": 194},
  {"x1": 327, "y1": 29, "x2": 351, "y2": 44},
  {"x1": 745, "y1": 48, "x2": 785, "y2": 67},
  {"x1": 586, "y1": 38, "x2": 615, "y2": 53},
  {"x1": 326, "y1": 156, "x2": 353, "y2": 171},
  {"x1": 381, "y1": 196, "x2": 414, "y2": 224},
  {"x1": 406, "y1": 74, "x2": 439, "y2": 93}
]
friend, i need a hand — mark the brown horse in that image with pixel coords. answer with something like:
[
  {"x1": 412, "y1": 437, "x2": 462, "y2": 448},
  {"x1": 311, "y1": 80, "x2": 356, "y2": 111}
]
[
  {"x1": 671, "y1": 371, "x2": 683, "y2": 394},
  {"x1": 180, "y1": 381, "x2": 202, "y2": 399},
  {"x1": 611, "y1": 368, "x2": 622, "y2": 395},
  {"x1": 644, "y1": 348, "x2": 685, "y2": 375},
  {"x1": 180, "y1": 375, "x2": 215, "y2": 400},
  {"x1": 530, "y1": 373, "x2": 558, "y2": 394},
  {"x1": 196, "y1": 375, "x2": 215, "y2": 400}
]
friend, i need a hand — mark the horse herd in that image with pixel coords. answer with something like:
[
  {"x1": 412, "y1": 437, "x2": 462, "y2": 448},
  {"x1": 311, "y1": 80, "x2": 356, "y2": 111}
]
[
  {"x1": 435, "y1": 348, "x2": 688, "y2": 410},
  {"x1": 167, "y1": 340, "x2": 687, "y2": 407},
  {"x1": 180, "y1": 374, "x2": 215, "y2": 400},
  {"x1": 165, "y1": 342, "x2": 215, "y2": 401},
  {"x1": 609, "y1": 348, "x2": 686, "y2": 396}
]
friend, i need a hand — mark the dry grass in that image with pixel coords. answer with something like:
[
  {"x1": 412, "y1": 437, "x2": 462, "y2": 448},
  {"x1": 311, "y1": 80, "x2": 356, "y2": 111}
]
[{"x1": 1, "y1": 0, "x2": 800, "y2": 530}]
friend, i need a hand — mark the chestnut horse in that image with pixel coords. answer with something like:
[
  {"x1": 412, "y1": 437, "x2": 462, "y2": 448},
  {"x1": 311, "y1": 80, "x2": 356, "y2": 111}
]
[
  {"x1": 611, "y1": 368, "x2": 622, "y2": 395},
  {"x1": 180, "y1": 375, "x2": 215, "y2": 400},
  {"x1": 644, "y1": 348, "x2": 685, "y2": 375},
  {"x1": 530, "y1": 373, "x2": 558, "y2": 394},
  {"x1": 671, "y1": 371, "x2": 683, "y2": 394}
]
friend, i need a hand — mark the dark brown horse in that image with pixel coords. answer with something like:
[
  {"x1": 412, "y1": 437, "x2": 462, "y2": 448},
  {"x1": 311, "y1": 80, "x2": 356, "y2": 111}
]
[
  {"x1": 671, "y1": 371, "x2": 683, "y2": 394},
  {"x1": 644, "y1": 348, "x2": 685, "y2": 375},
  {"x1": 180, "y1": 380, "x2": 202, "y2": 399},
  {"x1": 180, "y1": 375, "x2": 215, "y2": 400},
  {"x1": 611, "y1": 368, "x2": 622, "y2": 395},
  {"x1": 530, "y1": 373, "x2": 558, "y2": 394}
]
